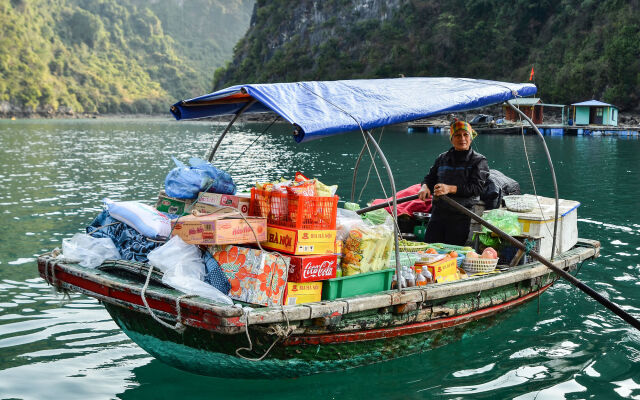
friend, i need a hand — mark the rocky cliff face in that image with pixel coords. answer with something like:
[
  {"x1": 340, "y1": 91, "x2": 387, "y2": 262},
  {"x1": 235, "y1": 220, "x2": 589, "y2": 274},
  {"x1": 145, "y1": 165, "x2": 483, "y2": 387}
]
[
  {"x1": 215, "y1": 0, "x2": 406, "y2": 88},
  {"x1": 215, "y1": 0, "x2": 640, "y2": 110},
  {"x1": 257, "y1": 0, "x2": 402, "y2": 51}
]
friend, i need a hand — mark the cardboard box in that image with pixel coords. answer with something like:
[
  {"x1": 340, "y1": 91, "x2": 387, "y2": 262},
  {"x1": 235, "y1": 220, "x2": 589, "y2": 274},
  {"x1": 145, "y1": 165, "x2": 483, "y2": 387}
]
[
  {"x1": 283, "y1": 281, "x2": 323, "y2": 305},
  {"x1": 198, "y1": 192, "x2": 251, "y2": 216},
  {"x1": 155, "y1": 191, "x2": 193, "y2": 215},
  {"x1": 423, "y1": 257, "x2": 458, "y2": 283},
  {"x1": 170, "y1": 214, "x2": 266, "y2": 245},
  {"x1": 210, "y1": 245, "x2": 289, "y2": 306},
  {"x1": 262, "y1": 225, "x2": 336, "y2": 255},
  {"x1": 288, "y1": 254, "x2": 337, "y2": 282},
  {"x1": 191, "y1": 202, "x2": 239, "y2": 216}
]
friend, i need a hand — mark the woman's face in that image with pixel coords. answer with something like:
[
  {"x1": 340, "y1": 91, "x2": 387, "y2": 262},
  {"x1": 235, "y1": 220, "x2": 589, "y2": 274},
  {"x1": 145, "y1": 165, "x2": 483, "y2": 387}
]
[{"x1": 451, "y1": 130, "x2": 472, "y2": 151}]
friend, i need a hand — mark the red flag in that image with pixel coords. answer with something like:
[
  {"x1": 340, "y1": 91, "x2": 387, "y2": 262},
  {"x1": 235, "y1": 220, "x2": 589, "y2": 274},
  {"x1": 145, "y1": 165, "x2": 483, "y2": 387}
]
[{"x1": 529, "y1": 66, "x2": 535, "y2": 81}]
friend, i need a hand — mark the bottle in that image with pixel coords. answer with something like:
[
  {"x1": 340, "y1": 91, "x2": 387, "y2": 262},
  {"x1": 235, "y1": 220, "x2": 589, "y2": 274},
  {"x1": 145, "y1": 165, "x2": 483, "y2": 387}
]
[
  {"x1": 398, "y1": 274, "x2": 407, "y2": 289},
  {"x1": 415, "y1": 265, "x2": 427, "y2": 286},
  {"x1": 404, "y1": 269, "x2": 416, "y2": 287},
  {"x1": 423, "y1": 268, "x2": 434, "y2": 284}
]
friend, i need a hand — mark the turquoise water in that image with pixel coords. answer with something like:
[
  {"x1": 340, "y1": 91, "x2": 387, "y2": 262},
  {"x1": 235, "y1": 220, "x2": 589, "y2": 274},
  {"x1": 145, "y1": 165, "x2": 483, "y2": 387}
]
[{"x1": 1, "y1": 118, "x2": 639, "y2": 399}]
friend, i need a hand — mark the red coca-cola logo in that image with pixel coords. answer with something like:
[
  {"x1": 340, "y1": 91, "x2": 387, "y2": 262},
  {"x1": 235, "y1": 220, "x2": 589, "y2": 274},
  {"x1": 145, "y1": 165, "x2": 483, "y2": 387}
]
[{"x1": 302, "y1": 260, "x2": 335, "y2": 279}]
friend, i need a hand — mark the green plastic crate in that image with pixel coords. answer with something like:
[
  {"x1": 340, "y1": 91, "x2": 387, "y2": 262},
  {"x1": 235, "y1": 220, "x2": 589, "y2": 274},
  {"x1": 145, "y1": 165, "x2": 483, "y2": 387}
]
[{"x1": 321, "y1": 268, "x2": 395, "y2": 300}]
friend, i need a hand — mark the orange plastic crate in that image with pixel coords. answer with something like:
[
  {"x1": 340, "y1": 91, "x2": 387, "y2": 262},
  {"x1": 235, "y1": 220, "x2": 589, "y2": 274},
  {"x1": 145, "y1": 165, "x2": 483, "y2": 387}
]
[{"x1": 249, "y1": 188, "x2": 338, "y2": 229}]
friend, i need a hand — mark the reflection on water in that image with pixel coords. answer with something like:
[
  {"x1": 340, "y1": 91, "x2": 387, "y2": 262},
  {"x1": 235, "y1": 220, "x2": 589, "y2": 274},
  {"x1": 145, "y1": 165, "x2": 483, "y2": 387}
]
[{"x1": 1, "y1": 118, "x2": 639, "y2": 399}]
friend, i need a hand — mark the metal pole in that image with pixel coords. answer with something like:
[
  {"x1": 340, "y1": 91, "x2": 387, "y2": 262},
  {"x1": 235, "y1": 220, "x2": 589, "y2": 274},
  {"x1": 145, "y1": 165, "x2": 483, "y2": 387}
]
[
  {"x1": 351, "y1": 145, "x2": 367, "y2": 203},
  {"x1": 207, "y1": 99, "x2": 257, "y2": 162},
  {"x1": 356, "y1": 194, "x2": 419, "y2": 215},
  {"x1": 508, "y1": 102, "x2": 559, "y2": 259},
  {"x1": 439, "y1": 195, "x2": 640, "y2": 331},
  {"x1": 362, "y1": 130, "x2": 402, "y2": 290}
]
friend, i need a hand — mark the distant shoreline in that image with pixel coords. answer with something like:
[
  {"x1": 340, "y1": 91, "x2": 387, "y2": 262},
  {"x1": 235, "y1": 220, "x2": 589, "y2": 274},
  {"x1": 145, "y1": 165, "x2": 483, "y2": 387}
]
[
  {"x1": 0, "y1": 111, "x2": 283, "y2": 123},
  {"x1": 3, "y1": 111, "x2": 640, "y2": 129}
]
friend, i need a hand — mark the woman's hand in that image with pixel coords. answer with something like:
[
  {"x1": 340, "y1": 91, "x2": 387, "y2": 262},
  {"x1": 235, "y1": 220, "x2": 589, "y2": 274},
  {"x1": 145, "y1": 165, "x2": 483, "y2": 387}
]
[
  {"x1": 418, "y1": 184, "x2": 431, "y2": 201},
  {"x1": 434, "y1": 183, "x2": 457, "y2": 196}
]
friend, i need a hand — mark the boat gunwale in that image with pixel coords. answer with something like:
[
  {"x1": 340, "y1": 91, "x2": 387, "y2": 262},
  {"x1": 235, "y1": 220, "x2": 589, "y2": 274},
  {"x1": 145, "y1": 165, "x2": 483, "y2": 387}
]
[{"x1": 37, "y1": 238, "x2": 599, "y2": 334}]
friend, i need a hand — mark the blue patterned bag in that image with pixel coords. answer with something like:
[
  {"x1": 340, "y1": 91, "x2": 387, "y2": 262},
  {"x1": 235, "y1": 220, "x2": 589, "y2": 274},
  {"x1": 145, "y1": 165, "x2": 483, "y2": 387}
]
[{"x1": 203, "y1": 251, "x2": 231, "y2": 295}]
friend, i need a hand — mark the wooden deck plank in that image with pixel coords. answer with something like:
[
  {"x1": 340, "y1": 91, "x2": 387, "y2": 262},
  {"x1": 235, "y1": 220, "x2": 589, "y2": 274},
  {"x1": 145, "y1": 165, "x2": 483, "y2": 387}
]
[{"x1": 38, "y1": 241, "x2": 600, "y2": 329}]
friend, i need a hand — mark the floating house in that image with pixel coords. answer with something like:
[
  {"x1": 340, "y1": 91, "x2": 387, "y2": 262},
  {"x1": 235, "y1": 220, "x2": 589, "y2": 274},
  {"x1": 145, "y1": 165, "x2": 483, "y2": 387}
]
[
  {"x1": 504, "y1": 98, "x2": 543, "y2": 124},
  {"x1": 571, "y1": 100, "x2": 618, "y2": 126}
]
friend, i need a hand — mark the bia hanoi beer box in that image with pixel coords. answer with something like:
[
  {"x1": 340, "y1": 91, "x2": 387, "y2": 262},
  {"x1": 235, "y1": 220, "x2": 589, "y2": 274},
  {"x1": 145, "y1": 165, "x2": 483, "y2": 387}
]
[
  {"x1": 282, "y1": 281, "x2": 323, "y2": 305},
  {"x1": 261, "y1": 225, "x2": 336, "y2": 255}
]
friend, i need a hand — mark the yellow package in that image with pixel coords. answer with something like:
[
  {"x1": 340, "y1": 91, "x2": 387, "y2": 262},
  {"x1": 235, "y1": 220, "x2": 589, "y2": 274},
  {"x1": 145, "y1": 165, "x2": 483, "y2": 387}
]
[{"x1": 316, "y1": 179, "x2": 338, "y2": 197}]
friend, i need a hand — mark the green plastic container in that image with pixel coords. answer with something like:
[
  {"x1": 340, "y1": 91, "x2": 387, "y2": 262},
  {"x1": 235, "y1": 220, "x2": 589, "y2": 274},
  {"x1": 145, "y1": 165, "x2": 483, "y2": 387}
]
[{"x1": 321, "y1": 268, "x2": 395, "y2": 300}]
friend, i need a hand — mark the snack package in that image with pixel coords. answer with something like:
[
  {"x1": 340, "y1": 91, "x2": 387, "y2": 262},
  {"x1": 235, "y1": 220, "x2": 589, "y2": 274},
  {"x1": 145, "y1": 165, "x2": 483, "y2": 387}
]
[
  {"x1": 287, "y1": 179, "x2": 317, "y2": 196},
  {"x1": 316, "y1": 179, "x2": 338, "y2": 197},
  {"x1": 337, "y1": 209, "x2": 394, "y2": 276}
]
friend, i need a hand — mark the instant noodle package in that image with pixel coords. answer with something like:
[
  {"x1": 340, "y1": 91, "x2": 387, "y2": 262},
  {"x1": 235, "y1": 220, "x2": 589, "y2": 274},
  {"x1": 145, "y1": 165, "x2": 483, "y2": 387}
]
[{"x1": 337, "y1": 209, "x2": 394, "y2": 277}]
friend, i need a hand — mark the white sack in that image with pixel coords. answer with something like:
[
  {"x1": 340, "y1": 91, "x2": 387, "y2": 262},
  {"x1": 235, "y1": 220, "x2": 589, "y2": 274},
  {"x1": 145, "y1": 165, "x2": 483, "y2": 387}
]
[{"x1": 104, "y1": 198, "x2": 171, "y2": 239}]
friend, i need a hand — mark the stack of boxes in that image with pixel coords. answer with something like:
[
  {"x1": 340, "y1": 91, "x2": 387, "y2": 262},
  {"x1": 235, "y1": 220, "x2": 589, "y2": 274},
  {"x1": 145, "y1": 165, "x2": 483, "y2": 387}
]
[
  {"x1": 155, "y1": 187, "x2": 340, "y2": 306},
  {"x1": 250, "y1": 188, "x2": 340, "y2": 305}
]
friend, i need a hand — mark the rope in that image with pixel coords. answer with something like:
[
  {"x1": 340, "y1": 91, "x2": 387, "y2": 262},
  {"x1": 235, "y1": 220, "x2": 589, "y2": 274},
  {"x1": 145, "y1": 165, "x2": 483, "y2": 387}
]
[
  {"x1": 293, "y1": 84, "x2": 412, "y2": 269},
  {"x1": 235, "y1": 305, "x2": 293, "y2": 361},
  {"x1": 296, "y1": 82, "x2": 392, "y2": 202},
  {"x1": 523, "y1": 238, "x2": 537, "y2": 255},
  {"x1": 225, "y1": 115, "x2": 280, "y2": 173},
  {"x1": 357, "y1": 128, "x2": 384, "y2": 202},
  {"x1": 167, "y1": 113, "x2": 275, "y2": 242},
  {"x1": 516, "y1": 102, "x2": 554, "y2": 240},
  {"x1": 45, "y1": 258, "x2": 58, "y2": 288},
  {"x1": 145, "y1": 204, "x2": 292, "y2": 340},
  {"x1": 140, "y1": 264, "x2": 196, "y2": 334}
]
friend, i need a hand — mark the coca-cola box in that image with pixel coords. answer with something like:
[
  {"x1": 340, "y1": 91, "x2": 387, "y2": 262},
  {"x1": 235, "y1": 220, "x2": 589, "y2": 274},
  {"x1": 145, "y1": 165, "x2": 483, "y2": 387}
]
[{"x1": 288, "y1": 254, "x2": 337, "y2": 282}]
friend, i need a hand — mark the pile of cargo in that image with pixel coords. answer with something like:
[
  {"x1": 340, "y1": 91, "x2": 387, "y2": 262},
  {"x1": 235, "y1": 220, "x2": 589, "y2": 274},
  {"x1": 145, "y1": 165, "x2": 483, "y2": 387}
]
[
  {"x1": 61, "y1": 157, "x2": 565, "y2": 308},
  {"x1": 62, "y1": 158, "x2": 401, "y2": 307}
]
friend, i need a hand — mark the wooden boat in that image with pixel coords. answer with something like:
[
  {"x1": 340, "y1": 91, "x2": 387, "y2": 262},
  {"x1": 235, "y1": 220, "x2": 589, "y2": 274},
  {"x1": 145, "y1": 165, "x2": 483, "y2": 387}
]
[
  {"x1": 37, "y1": 77, "x2": 605, "y2": 378},
  {"x1": 37, "y1": 239, "x2": 599, "y2": 378}
]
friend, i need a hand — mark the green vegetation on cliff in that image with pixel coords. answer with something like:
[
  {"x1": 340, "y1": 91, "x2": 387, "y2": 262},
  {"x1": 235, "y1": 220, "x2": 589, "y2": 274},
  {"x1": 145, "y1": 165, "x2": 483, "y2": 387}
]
[
  {"x1": 216, "y1": 0, "x2": 640, "y2": 110},
  {"x1": 0, "y1": 0, "x2": 252, "y2": 115}
]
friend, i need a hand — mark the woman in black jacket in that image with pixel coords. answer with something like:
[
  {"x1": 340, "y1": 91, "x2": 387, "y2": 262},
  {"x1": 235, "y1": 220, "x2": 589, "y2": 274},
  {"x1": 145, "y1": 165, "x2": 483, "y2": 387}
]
[{"x1": 417, "y1": 120, "x2": 489, "y2": 245}]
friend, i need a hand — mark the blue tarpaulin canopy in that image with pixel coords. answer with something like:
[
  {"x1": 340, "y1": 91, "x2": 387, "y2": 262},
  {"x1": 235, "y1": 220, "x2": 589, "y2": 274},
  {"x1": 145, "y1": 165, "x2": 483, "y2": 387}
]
[{"x1": 170, "y1": 77, "x2": 537, "y2": 143}]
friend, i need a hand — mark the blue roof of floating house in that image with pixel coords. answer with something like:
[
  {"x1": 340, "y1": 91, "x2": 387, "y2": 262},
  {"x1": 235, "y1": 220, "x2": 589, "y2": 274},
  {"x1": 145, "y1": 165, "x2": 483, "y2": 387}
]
[
  {"x1": 170, "y1": 77, "x2": 537, "y2": 143},
  {"x1": 571, "y1": 100, "x2": 616, "y2": 107}
]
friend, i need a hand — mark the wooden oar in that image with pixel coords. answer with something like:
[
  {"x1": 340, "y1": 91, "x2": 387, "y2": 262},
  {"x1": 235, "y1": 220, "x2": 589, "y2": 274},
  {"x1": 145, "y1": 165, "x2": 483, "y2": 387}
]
[
  {"x1": 355, "y1": 194, "x2": 419, "y2": 215},
  {"x1": 438, "y1": 194, "x2": 640, "y2": 331}
]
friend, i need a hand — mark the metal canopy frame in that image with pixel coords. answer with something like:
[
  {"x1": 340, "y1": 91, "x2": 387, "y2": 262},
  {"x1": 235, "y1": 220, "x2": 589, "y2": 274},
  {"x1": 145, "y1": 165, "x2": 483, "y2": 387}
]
[{"x1": 204, "y1": 97, "x2": 558, "y2": 292}]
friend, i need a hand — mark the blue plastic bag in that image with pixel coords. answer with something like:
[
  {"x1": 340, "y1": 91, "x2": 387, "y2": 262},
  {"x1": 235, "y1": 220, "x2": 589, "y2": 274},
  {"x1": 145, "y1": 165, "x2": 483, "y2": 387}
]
[
  {"x1": 189, "y1": 157, "x2": 236, "y2": 195},
  {"x1": 164, "y1": 157, "x2": 236, "y2": 199},
  {"x1": 165, "y1": 157, "x2": 212, "y2": 199}
]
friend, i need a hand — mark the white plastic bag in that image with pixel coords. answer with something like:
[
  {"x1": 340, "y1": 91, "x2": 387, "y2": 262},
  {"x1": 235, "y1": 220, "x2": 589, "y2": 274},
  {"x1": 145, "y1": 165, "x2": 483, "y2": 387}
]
[
  {"x1": 104, "y1": 198, "x2": 171, "y2": 239},
  {"x1": 147, "y1": 236, "x2": 203, "y2": 275},
  {"x1": 147, "y1": 236, "x2": 233, "y2": 305},
  {"x1": 162, "y1": 264, "x2": 233, "y2": 305},
  {"x1": 61, "y1": 233, "x2": 121, "y2": 268}
]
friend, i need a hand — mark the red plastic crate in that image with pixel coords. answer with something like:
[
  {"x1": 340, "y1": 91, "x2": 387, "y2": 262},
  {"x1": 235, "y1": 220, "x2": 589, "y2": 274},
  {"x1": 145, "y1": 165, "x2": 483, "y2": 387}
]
[{"x1": 249, "y1": 188, "x2": 338, "y2": 229}]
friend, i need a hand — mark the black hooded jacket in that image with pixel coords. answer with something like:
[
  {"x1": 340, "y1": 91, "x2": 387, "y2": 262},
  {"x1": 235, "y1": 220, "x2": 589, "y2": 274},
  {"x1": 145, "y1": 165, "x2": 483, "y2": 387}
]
[{"x1": 422, "y1": 147, "x2": 489, "y2": 218}]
